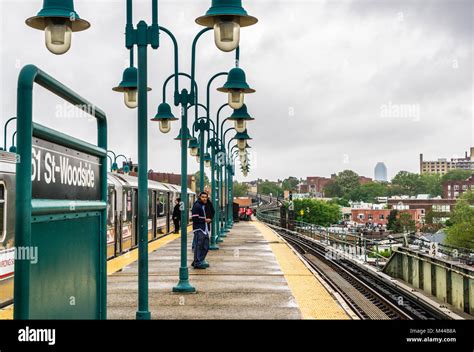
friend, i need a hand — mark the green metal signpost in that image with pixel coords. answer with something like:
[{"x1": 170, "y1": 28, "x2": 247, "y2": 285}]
[{"x1": 14, "y1": 64, "x2": 107, "y2": 319}]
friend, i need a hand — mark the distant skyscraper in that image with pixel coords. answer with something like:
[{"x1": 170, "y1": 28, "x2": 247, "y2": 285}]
[{"x1": 374, "y1": 162, "x2": 388, "y2": 182}]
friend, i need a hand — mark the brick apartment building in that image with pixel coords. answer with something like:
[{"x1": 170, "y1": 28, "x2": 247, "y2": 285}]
[
  {"x1": 351, "y1": 208, "x2": 423, "y2": 227},
  {"x1": 387, "y1": 197, "x2": 457, "y2": 224},
  {"x1": 443, "y1": 174, "x2": 474, "y2": 199}
]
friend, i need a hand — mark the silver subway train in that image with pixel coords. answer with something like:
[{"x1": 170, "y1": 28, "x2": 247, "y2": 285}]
[{"x1": 0, "y1": 151, "x2": 195, "y2": 308}]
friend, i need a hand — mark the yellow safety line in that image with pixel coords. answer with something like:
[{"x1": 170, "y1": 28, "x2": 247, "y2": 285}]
[
  {"x1": 253, "y1": 221, "x2": 349, "y2": 320},
  {"x1": 0, "y1": 305, "x2": 13, "y2": 320},
  {"x1": 107, "y1": 226, "x2": 191, "y2": 275}
]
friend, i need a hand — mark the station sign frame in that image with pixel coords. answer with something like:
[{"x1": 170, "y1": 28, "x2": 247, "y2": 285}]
[{"x1": 14, "y1": 65, "x2": 107, "y2": 320}]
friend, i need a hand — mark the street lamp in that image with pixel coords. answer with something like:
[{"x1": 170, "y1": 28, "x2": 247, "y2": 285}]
[
  {"x1": 151, "y1": 103, "x2": 178, "y2": 133},
  {"x1": 188, "y1": 137, "x2": 199, "y2": 157},
  {"x1": 25, "y1": 0, "x2": 90, "y2": 55},
  {"x1": 228, "y1": 104, "x2": 254, "y2": 133},
  {"x1": 195, "y1": 0, "x2": 258, "y2": 52},
  {"x1": 3, "y1": 117, "x2": 16, "y2": 151},
  {"x1": 113, "y1": 63, "x2": 152, "y2": 109},
  {"x1": 204, "y1": 153, "x2": 212, "y2": 168},
  {"x1": 174, "y1": 127, "x2": 193, "y2": 142},
  {"x1": 217, "y1": 67, "x2": 255, "y2": 109},
  {"x1": 233, "y1": 129, "x2": 252, "y2": 149}
]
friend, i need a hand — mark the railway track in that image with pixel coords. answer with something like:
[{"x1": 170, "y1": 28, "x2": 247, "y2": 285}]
[{"x1": 266, "y1": 223, "x2": 450, "y2": 320}]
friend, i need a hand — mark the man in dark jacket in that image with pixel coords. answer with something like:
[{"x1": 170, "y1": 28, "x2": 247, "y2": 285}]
[
  {"x1": 172, "y1": 198, "x2": 181, "y2": 234},
  {"x1": 191, "y1": 192, "x2": 211, "y2": 269}
]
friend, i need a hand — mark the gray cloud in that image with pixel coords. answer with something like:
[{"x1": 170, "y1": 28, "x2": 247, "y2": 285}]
[{"x1": 0, "y1": 0, "x2": 472, "y2": 183}]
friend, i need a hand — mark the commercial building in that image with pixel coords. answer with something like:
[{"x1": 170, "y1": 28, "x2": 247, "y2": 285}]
[
  {"x1": 374, "y1": 162, "x2": 388, "y2": 182},
  {"x1": 420, "y1": 147, "x2": 474, "y2": 175}
]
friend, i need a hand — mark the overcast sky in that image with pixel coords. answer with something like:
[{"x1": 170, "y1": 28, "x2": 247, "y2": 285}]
[{"x1": 0, "y1": 0, "x2": 472, "y2": 182}]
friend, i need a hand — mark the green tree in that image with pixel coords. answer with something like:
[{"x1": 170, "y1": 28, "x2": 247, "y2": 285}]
[
  {"x1": 233, "y1": 181, "x2": 249, "y2": 197},
  {"x1": 349, "y1": 182, "x2": 389, "y2": 202},
  {"x1": 387, "y1": 209, "x2": 399, "y2": 231},
  {"x1": 282, "y1": 176, "x2": 299, "y2": 192},
  {"x1": 194, "y1": 171, "x2": 209, "y2": 188},
  {"x1": 329, "y1": 197, "x2": 350, "y2": 207},
  {"x1": 293, "y1": 198, "x2": 341, "y2": 226},
  {"x1": 336, "y1": 170, "x2": 360, "y2": 195},
  {"x1": 445, "y1": 191, "x2": 474, "y2": 250},
  {"x1": 441, "y1": 169, "x2": 473, "y2": 183},
  {"x1": 398, "y1": 212, "x2": 416, "y2": 233},
  {"x1": 391, "y1": 171, "x2": 422, "y2": 196},
  {"x1": 419, "y1": 173, "x2": 443, "y2": 196},
  {"x1": 258, "y1": 180, "x2": 283, "y2": 196},
  {"x1": 323, "y1": 181, "x2": 342, "y2": 198}
]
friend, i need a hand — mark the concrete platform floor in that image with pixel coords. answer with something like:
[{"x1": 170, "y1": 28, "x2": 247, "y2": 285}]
[{"x1": 107, "y1": 221, "x2": 302, "y2": 319}]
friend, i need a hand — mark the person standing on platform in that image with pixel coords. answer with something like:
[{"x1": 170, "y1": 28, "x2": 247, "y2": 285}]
[
  {"x1": 172, "y1": 198, "x2": 181, "y2": 234},
  {"x1": 191, "y1": 192, "x2": 211, "y2": 269}
]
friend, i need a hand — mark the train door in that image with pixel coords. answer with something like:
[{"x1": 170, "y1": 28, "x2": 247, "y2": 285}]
[
  {"x1": 166, "y1": 192, "x2": 171, "y2": 234},
  {"x1": 132, "y1": 188, "x2": 138, "y2": 248},
  {"x1": 151, "y1": 190, "x2": 157, "y2": 239},
  {"x1": 121, "y1": 188, "x2": 133, "y2": 252},
  {"x1": 106, "y1": 186, "x2": 116, "y2": 259},
  {"x1": 156, "y1": 192, "x2": 166, "y2": 235},
  {"x1": 148, "y1": 190, "x2": 156, "y2": 241},
  {"x1": 0, "y1": 181, "x2": 13, "y2": 308}
]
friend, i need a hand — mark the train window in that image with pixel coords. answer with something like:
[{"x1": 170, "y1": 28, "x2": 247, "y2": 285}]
[
  {"x1": 157, "y1": 193, "x2": 165, "y2": 217},
  {"x1": 0, "y1": 183, "x2": 6, "y2": 243},
  {"x1": 148, "y1": 190, "x2": 153, "y2": 219},
  {"x1": 123, "y1": 189, "x2": 132, "y2": 222},
  {"x1": 107, "y1": 187, "x2": 115, "y2": 225}
]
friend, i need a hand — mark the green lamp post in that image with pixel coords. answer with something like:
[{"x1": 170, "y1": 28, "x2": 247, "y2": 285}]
[
  {"x1": 25, "y1": 0, "x2": 90, "y2": 55},
  {"x1": 112, "y1": 0, "x2": 160, "y2": 321},
  {"x1": 217, "y1": 67, "x2": 255, "y2": 110},
  {"x1": 195, "y1": 0, "x2": 258, "y2": 52}
]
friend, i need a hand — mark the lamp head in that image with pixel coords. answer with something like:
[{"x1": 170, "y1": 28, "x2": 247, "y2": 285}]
[
  {"x1": 217, "y1": 68, "x2": 255, "y2": 109},
  {"x1": 195, "y1": 0, "x2": 257, "y2": 52},
  {"x1": 25, "y1": 0, "x2": 90, "y2": 55},
  {"x1": 151, "y1": 103, "x2": 178, "y2": 133},
  {"x1": 228, "y1": 104, "x2": 254, "y2": 132},
  {"x1": 174, "y1": 127, "x2": 193, "y2": 141},
  {"x1": 188, "y1": 137, "x2": 200, "y2": 157}
]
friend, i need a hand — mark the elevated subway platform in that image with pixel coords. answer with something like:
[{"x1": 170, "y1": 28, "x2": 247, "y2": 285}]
[{"x1": 107, "y1": 221, "x2": 349, "y2": 320}]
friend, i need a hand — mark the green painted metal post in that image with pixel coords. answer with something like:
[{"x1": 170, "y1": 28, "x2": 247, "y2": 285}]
[
  {"x1": 199, "y1": 130, "x2": 205, "y2": 192},
  {"x1": 215, "y1": 154, "x2": 223, "y2": 243},
  {"x1": 135, "y1": 21, "x2": 151, "y2": 320},
  {"x1": 209, "y1": 145, "x2": 219, "y2": 250},
  {"x1": 15, "y1": 69, "x2": 33, "y2": 320},
  {"x1": 173, "y1": 89, "x2": 195, "y2": 293},
  {"x1": 218, "y1": 156, "x2": 227, "y2": 238}
]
